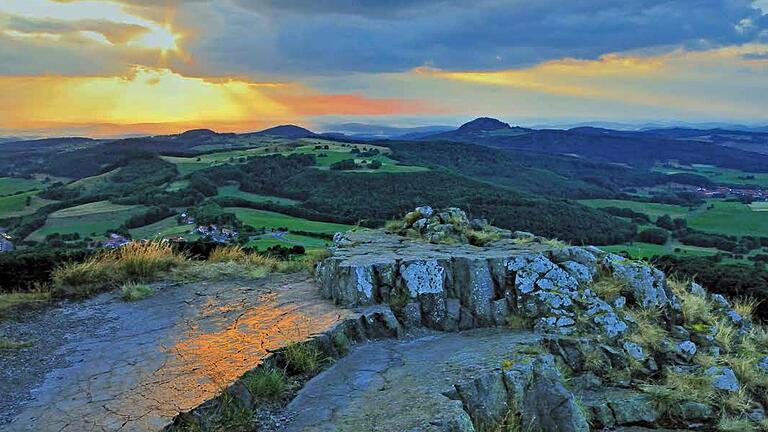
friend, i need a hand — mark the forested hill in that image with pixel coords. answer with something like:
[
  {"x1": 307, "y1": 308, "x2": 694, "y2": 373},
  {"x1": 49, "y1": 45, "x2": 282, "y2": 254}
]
[
  {"x1": 385, "y1": 140, "x2": 709, "y2": 199},
  {"x1": 418, "y1": 118, "x2": 768, "y2": 171}
]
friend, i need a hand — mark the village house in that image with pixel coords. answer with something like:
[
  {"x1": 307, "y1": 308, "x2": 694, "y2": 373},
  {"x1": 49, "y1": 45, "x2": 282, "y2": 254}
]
[
  {"x1": 102, "y1": 233, "x2": 130, "y2": 249},
  {"x1": 0, "y1": 232, "x2": 13, "y2": 253}
]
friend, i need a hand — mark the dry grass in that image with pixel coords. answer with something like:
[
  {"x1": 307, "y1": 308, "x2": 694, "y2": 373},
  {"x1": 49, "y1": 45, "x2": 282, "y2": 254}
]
[
  {"x1": 625, "y1": 306, "x2": 667, "y2": 353},
  {"x1": 714, "y1": 319, "x2": 739, "y2": 353},
  {"x1": 591, "y1": 271, "x2": 625, "y2": 302},
  {"x1": 0, "y1": 337, "x2": 33, "y2": 350},
  {"x1": 732, "y1": 297, "x2": 760, "y2": 322},
  {"x1": 641, "y1": 370, "x2": 714, "y2": 414},
  {"x1": 52, "y1": 241, "x2": 187, "y2": 297},
  {"x1": 208, "y1": 245, "x2": 249, "y2": 263},
  {"x1": 668, "y1": 277, "x2": 716, "y2": 325},
  {"x1": 466, "y1": 229, "x2": 501, "y2": 246},
  {"x1": 384, "y1": 220, "x2": 403, "y2": 232}
]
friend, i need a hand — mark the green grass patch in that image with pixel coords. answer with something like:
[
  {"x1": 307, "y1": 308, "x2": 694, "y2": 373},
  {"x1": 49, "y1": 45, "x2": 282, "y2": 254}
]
[
  {"x1": 242, "y1": 368, "x2": 289, "y2": 401},
  {"x1": 28, "y1": 201, "x2": 148, "y2": 242},
  {"x1": 0, "y1": 290, "x2": 51, "y2": 318},
  {"x1": 283, "y1": 342, "x2": 325, "y2": 375},
  {"x1": 65, "y1": 168, "x2": 121, "y2": 194},
  {"x1": 0, "y1": 337, "x2": 33, "y2": 350},
  {"x1": 227, "y1": 208, "x2": 351, "y2": 234},
  {"x1": 119, "y1": 282, "x2": 154, "y2": 301},
  {"x1": 0, "y1": 190, "x2": 55, "y2": 217},
  {"x1": 0, "y1": 177, "x2": 46, "y2": 196},
  {"x1": 129, "y1": 216, "x2": 195, "y2": 240},
  {"x1": 216, "y1": 184, "x2": 300, "y2": 206},
  {"x1": 687, "y1": 200, "x2": 768, "y2": 237},
  {"x1": 578, "y1": 199, "x2": 692, "y2": 219},
  {"x1": 654, "y1": 163, "x2": 768, "y2": 187}
]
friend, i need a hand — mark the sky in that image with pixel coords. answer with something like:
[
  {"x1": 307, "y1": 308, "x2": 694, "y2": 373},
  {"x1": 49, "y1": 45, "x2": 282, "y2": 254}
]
[{"x1": 1, "y1": 0, "x2": 767, "y2": 136}]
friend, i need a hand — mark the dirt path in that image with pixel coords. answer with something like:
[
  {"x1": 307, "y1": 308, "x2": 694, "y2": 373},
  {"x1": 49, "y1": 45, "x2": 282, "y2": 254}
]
[
  {"x1": 0, "y1": 274, "x2": 351, "y2": 432},
  {"x1": 281, "y1": 329, "x2": 542, "y2": 432}
]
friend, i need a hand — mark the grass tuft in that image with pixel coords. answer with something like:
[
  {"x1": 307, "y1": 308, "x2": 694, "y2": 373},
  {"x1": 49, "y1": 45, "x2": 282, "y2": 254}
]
[
  {"x1": 0, "y1": 337, "x2": 33, "y2": 350},
  {"x1": 242, "y1": 368, "x2": 288, "y2": 401},
  {"x1": 625, "y1": 306, "x2": 667, "y2": 353},
  {"x1": 0, "y1": 288, "x2": 51, "y2": 318},
  {"x1": 119, "y1": 282, "x2": 154, "y2": 301},
  {"x1": 283, "y1": 342, "x2": 325, "y2": 375},
  {"x1": 717, "y1": 415, "x2": 757, "y2": 432}
]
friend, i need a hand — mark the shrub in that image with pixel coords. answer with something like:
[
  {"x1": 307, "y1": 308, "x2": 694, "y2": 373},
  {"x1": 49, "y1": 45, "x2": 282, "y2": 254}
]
[
  {"x1": 242, "y1": 368, "x2": 288, "y2": 401},
  {"x1": 0, "y1": 288, "x2": 51, "y2": 318},
  {"x1": 120, "y1": 283, "x2": 154, "y2": 301},
  {"x1": 591, "y1": 271, "x2": 624, "y2": 302}
]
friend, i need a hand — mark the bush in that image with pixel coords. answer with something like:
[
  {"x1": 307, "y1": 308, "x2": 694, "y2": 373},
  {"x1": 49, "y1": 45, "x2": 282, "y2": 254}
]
[{"x1": 638, "y1": 228, "x2": 668, "y2": 245}]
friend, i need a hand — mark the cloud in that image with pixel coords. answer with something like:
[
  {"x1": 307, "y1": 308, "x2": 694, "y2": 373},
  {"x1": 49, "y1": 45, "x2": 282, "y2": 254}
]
[{"x1": 0, "y1": 66, "x2": 439, "y2": 136}]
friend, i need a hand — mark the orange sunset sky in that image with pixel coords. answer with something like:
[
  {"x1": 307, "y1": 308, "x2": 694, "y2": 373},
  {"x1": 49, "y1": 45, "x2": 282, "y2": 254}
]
[{"x1": 1, "y1": 0, "x2": 767, "y2": 136}]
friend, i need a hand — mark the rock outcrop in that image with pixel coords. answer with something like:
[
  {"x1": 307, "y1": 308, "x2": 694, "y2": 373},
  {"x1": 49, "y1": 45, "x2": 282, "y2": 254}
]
[{"x1": 315, "y1": 207, "x2": 768, "y2": 431}]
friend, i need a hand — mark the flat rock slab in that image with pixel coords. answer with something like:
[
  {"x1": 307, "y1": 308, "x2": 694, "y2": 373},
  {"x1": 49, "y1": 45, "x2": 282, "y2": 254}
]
[
  {"x1": 1, "y1": 274, "x2": 351, "y2": 432},
  {"x1": 282, "y1": 328, "x2": 541, "y2": 431}
]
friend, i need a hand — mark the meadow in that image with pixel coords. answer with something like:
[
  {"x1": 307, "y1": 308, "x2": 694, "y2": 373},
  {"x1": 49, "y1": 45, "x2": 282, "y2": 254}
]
[
  {"x1": 27, "y1": 201, "x2": 148, "y2": 242},
  {"x1": 216, "y1": 184, "x2": 300, "y2": 206},
  {"x1": 128, "y1": 216, "x2": 195, "y2": 240},
  {"x1": 687, "y1": 200, "x2": 768, "y2": 237},
  {"x1": 0, "y1": 191, "x2": 54, "y2": 218},
  {"x1": 0, "y1": 177, "x2": 47, "y2": 196},
  {"x1": 653, "y1": 163, "x2": 768, "y2": 187},
  {"x1": 226, "y1": 208, "x2": 352, "y2": 233},
  {"x1": 578, "y1": 199, "x2": 693, "y2": 218}
]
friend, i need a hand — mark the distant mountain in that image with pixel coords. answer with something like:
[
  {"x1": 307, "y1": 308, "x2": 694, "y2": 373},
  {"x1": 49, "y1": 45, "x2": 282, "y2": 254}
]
[
  {"x1": 249, "y1": 125, "x2": 316, "y2": 139},
  {"x1": 418, "y1": 117, "x2": 768, "y2": 171},
  {"x1": 318, "y1": 123, "x2": 454, "y2": 140},
  {"x1": 178, "y1": 128, "x2": 218, "y2": 139}
]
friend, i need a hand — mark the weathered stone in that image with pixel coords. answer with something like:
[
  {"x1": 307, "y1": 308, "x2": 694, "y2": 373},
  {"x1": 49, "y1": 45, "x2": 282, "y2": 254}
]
[
  {"x1": 623, "y1": 341, "x2": 645, "y2": 361},
  {"x1": 669, "y1": 401, "x2": 714, "y2": 422},
  {"x1": 706, "y1": 366, "x2": 740, "y2": 392},
  {"x1": 454, "y1": 371, "x2": 508, "y2": 426},
  {"x1": 688, "y1": 282, "x2": 707, "y2": 297},
  {"x1": 415, "y1": 205, "x2": 434, "y2": 218},
  {"x1": 603, "y1": 254, "x2": 671, "y2": 308},
  {"x1": 677, "y1": 341, "x2": 697, "y2": 362},
  {"x1": 491, "y1": 298, "x2": 509, "y2": 325},
  {"x1": 711, "y1": 294, "x2": 731, "y2": 309},
  {"x1": 606, "y1": 390, "x2": 659, "y2": 425},
  {"x1": 403, "y1": 302, "x2": 422, "y2": 327}
]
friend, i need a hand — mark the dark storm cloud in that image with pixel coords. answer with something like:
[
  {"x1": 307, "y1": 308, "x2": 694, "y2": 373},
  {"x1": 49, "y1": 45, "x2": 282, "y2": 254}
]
[{"x1": 193, "y1": 0, "x2": 768, "y2": 75}]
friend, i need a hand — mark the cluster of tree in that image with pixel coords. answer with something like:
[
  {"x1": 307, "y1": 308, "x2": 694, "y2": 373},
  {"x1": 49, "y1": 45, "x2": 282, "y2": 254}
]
[
  {"x1": 189, "y1": 203, "x2": 239, "y2": 227},
  {"x1": 637, "y1": 228, "x2": 669, "y2": 245},
  {"x1": 330, "y1": 159, "x2": 359, "y2": 170},
  {"x1": 123, "y1": 206, "x2": 174, "y2": 229},
  {"x1": 262, "y1": 244, "x2": 306, "y2": 257}
]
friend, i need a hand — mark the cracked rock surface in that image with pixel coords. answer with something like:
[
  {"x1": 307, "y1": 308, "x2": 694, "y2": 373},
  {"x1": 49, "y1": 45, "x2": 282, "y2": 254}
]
[
  {"x1": 1, "y1": 274, "x2": 351, "y2": 432},
  {"x1": 280, "y1": 328, "x2": 542, "y2": 432}
]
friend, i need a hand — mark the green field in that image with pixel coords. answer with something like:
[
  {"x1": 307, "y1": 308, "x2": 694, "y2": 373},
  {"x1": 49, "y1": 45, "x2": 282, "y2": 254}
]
[
  {"x1": 166, "y1": 180, "x2": 189, "y2": 192},
  {"x1": 286, "y1": 143, "x2": 428, "y2": 173},
  {"x1": 601, "y1": 241, "x2": 722, "y2": 260},
  {"x1": 129, "y1": 216, "x2": 194, "y2": 240},
  {"x1": 687, "y1": 200, "x2": 768, "y2": 237},
  {"x1": 246, "y1": 233, "x2": 331, "y2": 250},
  {"x1": 66, "y1": 168, "x2": 121, "y2": 194},
  {"x1": 654, "y1": 163, "x2": 768, "y2": 187},
  {"x1": 27, "y1": 201, "x2": 148, "y2": 242},
  {"x1": 226, "y1": 207, "x2": 351, "y2": 233},
  {"x1": 0, "y1": 177, "x2": 46, "y2": 196},
  {"x1": 578, "y1": 199, "x2": 692, "y2": 218},
  {"x1": 0, "y1": 191, "x2": 55, "y2": 218},
  {"x1": 216, "y1": 185, "x2": 300, "y2": 206},
  {"x1": 748, "y1": 201, "x2": 768, "y2": 212}
]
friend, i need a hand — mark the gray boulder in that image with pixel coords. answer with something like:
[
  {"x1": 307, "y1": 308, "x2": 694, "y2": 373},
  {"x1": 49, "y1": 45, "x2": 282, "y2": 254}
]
[{"x1": 706, "y1": 367, "x2": 740, "y2": 392}]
